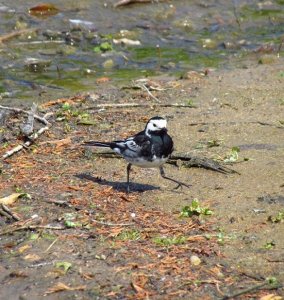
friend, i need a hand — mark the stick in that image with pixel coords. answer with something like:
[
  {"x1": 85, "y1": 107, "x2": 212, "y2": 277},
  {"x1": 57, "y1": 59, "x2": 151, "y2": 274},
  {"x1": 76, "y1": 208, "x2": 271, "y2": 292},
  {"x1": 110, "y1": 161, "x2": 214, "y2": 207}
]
[
  {"x1": 0, "y1": 224, "x2": 66, "y2": 236},
  {"x1": 138, "y1": 83, "x2": 161, "y2": 103},
  {"x1": 44, "y1": 238, "x2": 58, "y2": 252},
  {"x1": 0, "y1": 209, "x2": 13, "y2": 219},
  {"x1": 2, "y1": 125, "x2": 50, "y2": 160},
  {"x1": 222, "y1": 281, "x2": 268, "y2": 300},
  {"x1": 1, "y1": 203, "x2": 21, "y2": 221},
  {"x1": 14, "y1": 40, "x2": 65, "y2": 46},
  {"x1": 0, "y1": 105, "x2": 50, "y2": 125},
  {"x1": 114, "y1": 0, "x2": 152, "y2": 8},
  {"x1": 92, "y1": 219, "x2": 133, "y2": 226},
  {"x1": 85, "y1": 103, "x2": 194, "y2": 110},
  {"x1": 187, "y1": 120, "x2": 282, "y2": 128},
  {"x1": 45, "y1": 199, "x2": 83, "y2": 211},
  {"x1": 232, "y1": 0, "x2": 241, "y2": 29},
  {"x1": 0, "y1": 28, "x2": 38, "y2": 43}
]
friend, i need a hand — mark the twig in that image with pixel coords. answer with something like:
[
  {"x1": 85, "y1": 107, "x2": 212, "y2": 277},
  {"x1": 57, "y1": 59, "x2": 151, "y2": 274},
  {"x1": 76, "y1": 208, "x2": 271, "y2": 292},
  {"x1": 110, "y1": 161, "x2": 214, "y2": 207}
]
[
  {"x1": 138, "y1": 83, "x2": 161, "y2": 103},
  {"x1": 1, "y1": 203, "x2": 21, "y2": 221},
  {"x1": 2, "y1": 125, "x2": 50, "y2": 160},
  {"x1": 114, "y1": 0, "x2": 152, "y2": 8},
  {"x1": 2, "y1": 111, "x2": 52, "y2": 160},
  {"x1": 0, "y1": 209, "x2": 13, "y2": 219},
  {"x1": 0, "y1": 105, "x2": 50, "y2": 125},
  {"x1": 44, "y1": 238, "x2": 58, "y2": 252},
  {"x1": 45, "y1": 199, "x2": 83, "y2": 211},
  {"x1": 232, "y1": 0, "x2": 241, "y2": 29},
  {"x1": 277, "y1": 36, "x2": 284, "y2": 55},
  {"x1": 92, "y1": 219, "x2": 133, "y2": 226},
  {"x1": 85, "y1": 103, "x2": 194, "y2": 110},
  {"x1": 0, "y1": 224, "x2": 66, "y2": 236},
  {"x1": 14, "y1": 40, "x2": 65, "y2": 46},
  {"x1": 222, "y1": 281, "x2": 268, "y2": 299},
  {"x1": 187, "y1": 120, "x2": 282, "y2": 129},
  {"x1": 0, "y1": 28, "x2": 38, "y2": 43}
]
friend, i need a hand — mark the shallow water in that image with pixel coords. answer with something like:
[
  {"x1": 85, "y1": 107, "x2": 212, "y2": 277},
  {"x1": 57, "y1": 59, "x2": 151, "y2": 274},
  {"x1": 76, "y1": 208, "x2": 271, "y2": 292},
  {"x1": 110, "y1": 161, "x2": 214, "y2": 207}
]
[{"x1": 0, "y1": 0, "x2": 283, "y2": 103}]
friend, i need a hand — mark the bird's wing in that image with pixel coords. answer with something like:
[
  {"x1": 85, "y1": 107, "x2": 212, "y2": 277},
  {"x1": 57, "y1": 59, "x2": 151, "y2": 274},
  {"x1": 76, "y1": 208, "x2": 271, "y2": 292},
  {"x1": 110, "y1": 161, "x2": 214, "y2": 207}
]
[
  {"x1": 112, "y1": 131, "x2": 151, "y2": 158},
  {"x1": 132, "y1": 131, "x2": 152, "y2": 156}
]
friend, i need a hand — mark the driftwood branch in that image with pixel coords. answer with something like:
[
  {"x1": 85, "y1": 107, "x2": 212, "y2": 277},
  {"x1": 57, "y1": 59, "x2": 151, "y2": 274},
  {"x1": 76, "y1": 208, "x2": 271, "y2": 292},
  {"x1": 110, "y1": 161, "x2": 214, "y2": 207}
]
[
  {"x1": 1, "y1": 203, "x2": 21, "y2": 221},
  {"x1": 84, "y1": 150, "x2": 238, "y2": 174},
  {"x1": 0, "y1": 209, "x2": 13, "y2": 220},
  {"x1": 2, "y1": 124, "x2": 50, "y2": 160},
  {"x1": 0, "y1": 224, "x2": 66, "y2": 236},
  {"x1": 0, "y1": 105, "x2": 50, "y2": 125},
  {"x1": 2, "y1": 109, "x2": 53, "y2": 160},
  {"x1": 169, "y1": 152, "x2": 239, "y2": 174},
  {"x1": 0, "y1": 28, "x2": 38, "y2": 44}
]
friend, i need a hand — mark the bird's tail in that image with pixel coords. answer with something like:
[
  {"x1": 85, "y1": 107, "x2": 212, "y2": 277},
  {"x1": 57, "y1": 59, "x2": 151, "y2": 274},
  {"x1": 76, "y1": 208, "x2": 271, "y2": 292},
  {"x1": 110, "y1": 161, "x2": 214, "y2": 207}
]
[{"x1": 84, "y1": 141, "x2": 111, "y2": 148}]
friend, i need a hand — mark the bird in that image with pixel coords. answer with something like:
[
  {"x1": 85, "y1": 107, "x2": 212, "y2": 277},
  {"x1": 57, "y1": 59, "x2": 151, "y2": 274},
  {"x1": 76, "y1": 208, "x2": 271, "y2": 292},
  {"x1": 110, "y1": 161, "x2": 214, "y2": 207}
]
[{"x1": 84, "y1": 116, "x2": 190, "y2": 192}]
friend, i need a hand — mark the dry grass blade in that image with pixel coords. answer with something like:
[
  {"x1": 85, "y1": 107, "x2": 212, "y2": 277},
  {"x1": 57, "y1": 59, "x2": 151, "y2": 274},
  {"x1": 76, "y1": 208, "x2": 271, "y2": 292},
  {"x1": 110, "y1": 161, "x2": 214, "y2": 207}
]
[{"x1": 45, "y1": 282, "x2": 86, "y2": 294}]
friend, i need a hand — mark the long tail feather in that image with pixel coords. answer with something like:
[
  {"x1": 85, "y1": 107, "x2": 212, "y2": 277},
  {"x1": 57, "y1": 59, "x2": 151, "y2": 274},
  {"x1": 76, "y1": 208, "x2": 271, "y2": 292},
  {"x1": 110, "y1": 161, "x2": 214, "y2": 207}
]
[{"x1": 84, "y1": 141, "x2": 111, "y2": 147}]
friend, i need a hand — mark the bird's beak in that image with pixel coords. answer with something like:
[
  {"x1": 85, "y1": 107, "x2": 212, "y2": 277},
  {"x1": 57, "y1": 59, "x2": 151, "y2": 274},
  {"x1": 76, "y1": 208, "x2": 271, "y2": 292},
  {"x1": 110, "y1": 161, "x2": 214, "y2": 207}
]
[{"x1": 161, "y1": 127, "x2": 167, "y2": 133}]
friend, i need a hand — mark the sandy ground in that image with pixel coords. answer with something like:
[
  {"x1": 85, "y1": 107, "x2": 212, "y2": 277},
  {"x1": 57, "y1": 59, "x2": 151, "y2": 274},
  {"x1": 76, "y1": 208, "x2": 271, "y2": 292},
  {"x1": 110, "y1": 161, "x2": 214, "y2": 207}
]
[{"x1": 0, "y1": 57, "x2": 284, "y2": 299}]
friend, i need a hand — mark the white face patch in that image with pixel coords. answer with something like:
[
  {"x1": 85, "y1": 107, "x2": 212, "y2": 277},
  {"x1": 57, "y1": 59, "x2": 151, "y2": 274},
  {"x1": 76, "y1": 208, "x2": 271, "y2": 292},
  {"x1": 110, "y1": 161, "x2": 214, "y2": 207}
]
[{"x1": 146, "y1": 118, "x2": 167, "y2": 134}]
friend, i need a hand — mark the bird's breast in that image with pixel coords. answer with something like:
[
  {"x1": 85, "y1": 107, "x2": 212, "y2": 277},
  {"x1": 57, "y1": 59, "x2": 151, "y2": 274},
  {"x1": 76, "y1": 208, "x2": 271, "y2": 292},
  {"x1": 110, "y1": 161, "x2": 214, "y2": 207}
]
[{"x1": 126, "y1": 156, "x2": 168, "y2": 168}]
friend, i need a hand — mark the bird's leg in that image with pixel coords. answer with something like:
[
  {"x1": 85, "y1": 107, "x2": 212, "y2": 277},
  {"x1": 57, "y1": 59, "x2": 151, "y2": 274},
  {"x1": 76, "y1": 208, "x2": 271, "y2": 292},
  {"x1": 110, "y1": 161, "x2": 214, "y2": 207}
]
[
  {"x1": 126, "y1": 163, "x2": 132, "y2": 193},
  {"x1": 159, "y1": 166, "x2": 190, "y2": 189}
]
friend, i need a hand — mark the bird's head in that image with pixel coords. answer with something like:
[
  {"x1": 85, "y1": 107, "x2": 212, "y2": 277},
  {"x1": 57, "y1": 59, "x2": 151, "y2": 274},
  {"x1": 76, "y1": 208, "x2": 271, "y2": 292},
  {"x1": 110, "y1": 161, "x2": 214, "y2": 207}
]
[{"x1": 145, "y1": 116, "x2": 167, "y2": 136}]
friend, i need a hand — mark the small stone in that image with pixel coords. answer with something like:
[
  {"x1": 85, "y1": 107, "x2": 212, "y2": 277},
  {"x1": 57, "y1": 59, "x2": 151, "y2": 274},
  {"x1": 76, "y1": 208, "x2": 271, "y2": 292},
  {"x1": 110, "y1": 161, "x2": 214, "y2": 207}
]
[
  {"x1": 84, "y1": 68, "x2": 96, "y2": 75},
  {"x1": 200, "y1": 38, "x2": 217, "y2": 49},
  {"x1": 24, "y1": 58, "x2": 51, "y2": 73},
  {"x1": 102, "y1": 59, "x2": 114, "y2": 69},
  {"x1": 222, "y1": 41, "x2": 239, "y2": 50},
  {"x1": 190, "y1": 255, "x2": 201, "y2": 266},
  {"x1": 173, "y1": 19, "x2": 194, "y2": 32}
]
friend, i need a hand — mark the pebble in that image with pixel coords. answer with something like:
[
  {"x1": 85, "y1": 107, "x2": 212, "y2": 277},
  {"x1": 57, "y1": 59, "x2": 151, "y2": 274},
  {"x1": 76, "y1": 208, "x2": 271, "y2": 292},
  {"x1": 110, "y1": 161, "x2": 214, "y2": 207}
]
[{"x1": 190, "y1": 255, "x2": 201, "y2": 266}]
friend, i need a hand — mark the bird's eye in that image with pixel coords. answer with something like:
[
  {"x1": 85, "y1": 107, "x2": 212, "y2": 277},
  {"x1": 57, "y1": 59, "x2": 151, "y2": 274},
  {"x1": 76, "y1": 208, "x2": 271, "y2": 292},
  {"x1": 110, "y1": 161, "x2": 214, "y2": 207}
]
[{"x1": 153, "y1": 124, "x2": 157, "y2": 127}]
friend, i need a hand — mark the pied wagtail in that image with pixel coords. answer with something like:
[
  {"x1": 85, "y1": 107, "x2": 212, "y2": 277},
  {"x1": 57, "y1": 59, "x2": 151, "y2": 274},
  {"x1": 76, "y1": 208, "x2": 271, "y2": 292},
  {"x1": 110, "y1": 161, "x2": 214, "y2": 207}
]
[{"x1": 84, "y1": 116, "x2": 190, "y2": 192}]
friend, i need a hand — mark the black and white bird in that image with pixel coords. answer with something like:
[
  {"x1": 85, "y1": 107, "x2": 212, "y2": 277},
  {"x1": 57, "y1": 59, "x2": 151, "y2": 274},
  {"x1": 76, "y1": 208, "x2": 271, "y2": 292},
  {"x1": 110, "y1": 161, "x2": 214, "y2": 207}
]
[{"x1": 84, "y1": 116, "x2": 189, "y2": 192}]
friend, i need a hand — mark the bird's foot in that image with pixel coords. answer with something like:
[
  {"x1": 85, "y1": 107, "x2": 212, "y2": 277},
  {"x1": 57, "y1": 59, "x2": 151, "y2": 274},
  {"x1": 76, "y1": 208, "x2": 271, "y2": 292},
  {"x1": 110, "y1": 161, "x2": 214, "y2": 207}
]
[{"x1": 173, "y1": 181, "x2": 191, "y2": 190}]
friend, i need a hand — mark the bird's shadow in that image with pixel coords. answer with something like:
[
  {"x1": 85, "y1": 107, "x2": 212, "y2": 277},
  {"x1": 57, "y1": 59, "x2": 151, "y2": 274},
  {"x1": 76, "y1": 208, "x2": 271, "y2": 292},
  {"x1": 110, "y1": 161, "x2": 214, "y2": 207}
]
[{"x1": 75, "y1": 173, "x2": 159, "y2": 192}]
